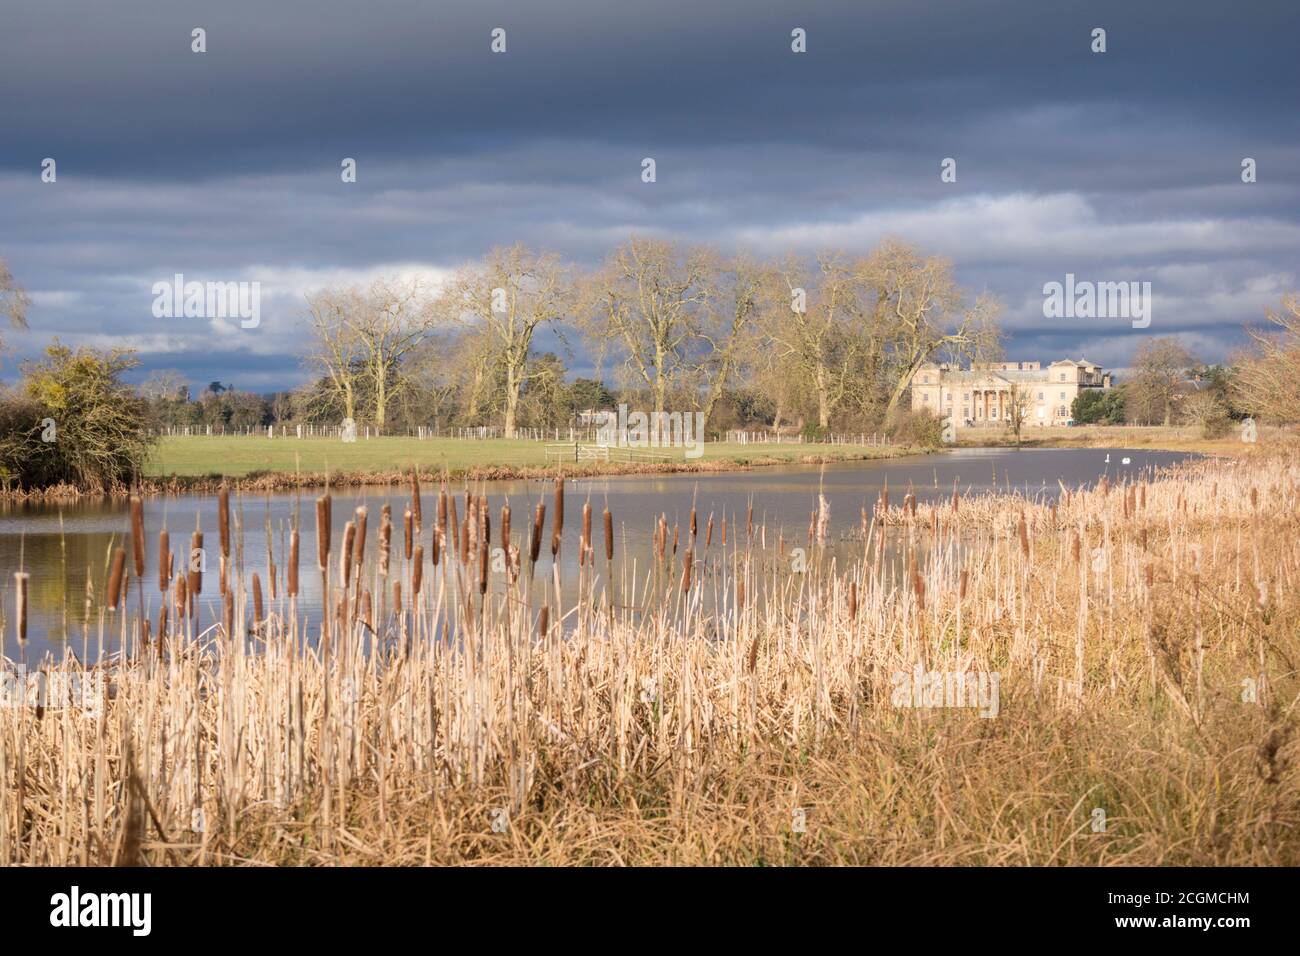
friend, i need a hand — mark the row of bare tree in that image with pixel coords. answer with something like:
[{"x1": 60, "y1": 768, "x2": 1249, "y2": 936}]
[{"x1": 301, "y1": 236, "x2": 1006, "y2": 436}]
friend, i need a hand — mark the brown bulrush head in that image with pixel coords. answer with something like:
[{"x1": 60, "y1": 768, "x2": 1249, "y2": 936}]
[
  {"x1": 353, "y1": 506, "x2": 368, "y2": 568},
  {"x1": 410, "y1": 470, "x2": 423, "y2": 529},
  {"x1": 737, "y1": 577, "x2": 745, "y2": 609},
  {"x1": 430, "y1": 521, "x2": 440, "y2": 566},
  {"x1": 14, "y1": 571, "x2": 29, "y2": 644},
  {"x1": 437, "y1": 490, "x2": 448, "y2": 546},
  {"x1": 341, "y1": 521, "x2": 356, "y2": 590},
  {"x1": 459, "y1": 498, "x2": 471, "y2": 565},
  {"x1": 1018, "y1": 512, "x2": 1029, "y2": 557},
  {"x1": 222, "y1": 591, "x2": 234, "y2": 637},
  {"x1": 218, "y1": 487, "x2": 231, "y2": 559},
  {"x1": 478, "y1": 531, "x2": 489, "y2": 595},
  {"x1": 746, "y1": 501, "x2": 753, "y2": 539},
  {"x1": 911, "y1": 567, "x2": 926, "y2": 611},
  {"x1": 1251, "y1": 486, "x2": 1258, "y2": 510},
  {"x1": 392, "y1": 581, "x2": 402, "y2": 615},
  {"x1": 449, "y1": 496, "x2": 460, "y2": 564},
  {"x1": 848, "y1": 580, "x2": 858, "y2": 621},
  {"x1": 379, "y1": 513, "x2": 392, "y2": 577},
  {"x1": 360, "y1": 589, "x2": 373, "y2": 630},
  {"x1": 173, "y1": 572, "x2": 186, "y2": 617},
  {"x1": 130, "y1": 496, "x2": 146, "y2": 578},
  {"x1": 1099, "y1": 475, "x2": 1109, "y2": 497},
  {"x1": 403, "y1": 508, "x2": 413, "y2": 562},
  {"x1": 580, "y1": 502, "x2": 592, "y2": 566},
  {"x1": 721, "y1": 515, "x2": 727, "y2": 547},
  {"x1": 554, "y1": 476, "x2": 565, "y2": 538},
  {"x1": 158, "y1": 530, "x2": 170, "y2": 592},
  {"x1": 1139, "y1": 485, "x2": 1146, "y2": 509},
  {"x1": 412, "y1": 545, "x2": 424, "y2": 594},
  {"x1": 705, "y1": 513, "x2": 714, "y2": 549},
  {"x1": 1049, "y1": 502, "x2": 1057, "y2": 526},
  {"x1": 538, "y1": 604, "x2": 550, "y2": 638},
  {"x1": 690, "y1": 507, "x2": 697, "y2": 539},
  {"x1": 156, "y1": 602, "x2": 168, "y2": 649},
  {"x1": 1071, "y1": 531, "x2": 1081, "y2": 563},
  {"x1": 465, "y1": 496, "x2": 477, "y2": 566},
  {"x1": 1139, "y1": 527, "x2": 1147, "y2": 551},
  {"x1": 952, "y1": 486, "x2": 960, "y2": 512},
  {"x1": 288, "y1": 530, "x2": 300, "y2": 597},
  {"x1": 672, "y1": 524, "x2": 680, "y2": 556},
  {"x1": 959, "y1": 567, "x2": 969, "y2": 600},
  {"x1": 603, "y1": 507, "x2": 614, "y2": 562},
  {"x1": 530, "y1": 502, "x2": 544, "y2": 564},
  {"x1": 252, "y1": 573, "x2": 264, "y2": 622},
  {"x1": 501, "y1": 503, "x2": 511, "y2": 553},
  {"x1": 315, "y1": 496, "x2": 331, "y2": 571},
  {"x1": 108, "y1": 548, "x2": 126, "y2": 610},
  {"x1": 681, "y1": 549, "x2": 693, "y2": 592},
  {"x1": 480, "y1": 495, "x2": 490, "y2": 554}
]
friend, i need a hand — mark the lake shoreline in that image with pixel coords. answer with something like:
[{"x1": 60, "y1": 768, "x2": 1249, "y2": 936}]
[
  {"x1": 6, "y1": 423, "x2": 1275, "y2": 501},
  {"x1": 2, "y1": 445, "x2": 923, "y2": 501}
]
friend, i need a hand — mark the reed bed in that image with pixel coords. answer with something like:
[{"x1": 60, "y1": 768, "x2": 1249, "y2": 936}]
[{"x1": 1, "y1": 452, "x2": 1298, "y2": 865}]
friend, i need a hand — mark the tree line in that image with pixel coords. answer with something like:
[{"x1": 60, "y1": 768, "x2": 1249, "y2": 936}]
[
  {"x1": 2, "y1": 252, "x2": 1300, "y2": 490},
  {"x1": 282, "y1": 236, "x2": 1006, "y2": 438}
]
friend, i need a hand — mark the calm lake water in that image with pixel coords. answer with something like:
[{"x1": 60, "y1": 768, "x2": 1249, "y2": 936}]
[{"x1": 0, "y1": 447, "x2": 1194, "y2": 658}]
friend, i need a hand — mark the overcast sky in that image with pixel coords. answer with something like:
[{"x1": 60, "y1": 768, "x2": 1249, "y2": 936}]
[{"x1": 1, "y1": 0, "x2": 1296, "y2": 392}]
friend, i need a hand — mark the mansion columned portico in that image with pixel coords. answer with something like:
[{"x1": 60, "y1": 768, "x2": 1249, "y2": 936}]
[{"x1": 908, "y1": 360, "x2": 1113, "y2": 428}]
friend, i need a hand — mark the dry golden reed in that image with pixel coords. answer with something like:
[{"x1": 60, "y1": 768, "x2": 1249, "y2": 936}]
[{"x1": 4, "y1": 450, "x2": 1299, "y2": 868}]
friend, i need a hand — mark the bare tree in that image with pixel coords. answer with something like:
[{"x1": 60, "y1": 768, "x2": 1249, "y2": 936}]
[
  {"x1": 138, "y1": 368, "x2": 191, "y2": 402},
  {"x1": 764, "y1": 252, "x2": 865, "y2": 431},
  {"x1": 353, "y1": 278, "x2": 433, "y2": 431},
  {"x1": 439, "y1": 244, "x2": 574, "y2": 438},
  {"x1": 302, "y1": 278, "x2": 434, "y2": 431},
  {"x1": 862, "y1": 238, "x2": 1003, "y2": 417},
  {"x1": 0, "y1": 258, "x2": 31, "y2": 354},
  {"x1": 694, "y1": 254, "x2": 764, "y2": 428},
  {"x1": 1234, "y1": 293, "x2": 1300, "y2": 423},
  {"x1": 304, "y1": 286, "x2": 366, "y2": 424},
  {"x1": 1005, "y1": 380, "x2": 1033, "y2": 447},
  {"x1": 1129, "y1": 337, "x2": 1196, "y2": 426},
  {"x1": 585, "y1": 237, "x2": 715, "y2": 416}
]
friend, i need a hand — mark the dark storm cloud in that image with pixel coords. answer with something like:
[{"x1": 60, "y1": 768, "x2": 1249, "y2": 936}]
[{"x1": 0, "y1": 0, "x2": 1296, "y2": 390}]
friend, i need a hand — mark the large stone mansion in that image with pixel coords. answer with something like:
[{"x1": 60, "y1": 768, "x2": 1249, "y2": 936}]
[{"x1": 909, "y1": 359, "x2": 1113, "y2": 428}]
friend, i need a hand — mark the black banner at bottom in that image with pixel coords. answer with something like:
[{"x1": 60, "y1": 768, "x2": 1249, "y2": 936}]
[{"x1": 0, "y1": 865, "x2": 1281, "y2": 943}]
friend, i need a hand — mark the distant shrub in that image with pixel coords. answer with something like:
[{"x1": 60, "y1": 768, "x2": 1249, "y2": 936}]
[
  {"x1": 886, "y1": 408, "x2": 946, "y2": 448},
  {"x1": 0, "y1": 342, "x2": 154, "y2": 492},
  {"x1": 801, "y1": 423, "x2": 829, "y2": 442}
]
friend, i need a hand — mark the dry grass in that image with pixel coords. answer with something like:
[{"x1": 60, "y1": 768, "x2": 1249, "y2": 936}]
[{"x1": 2, "y1": 451, "x2": 1298, "y2": 866}]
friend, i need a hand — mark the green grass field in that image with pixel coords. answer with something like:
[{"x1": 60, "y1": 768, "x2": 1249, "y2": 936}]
[{"x1": 144, "y1": 435, "x2": 904, "y2": 479}]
